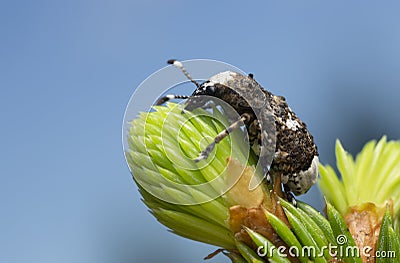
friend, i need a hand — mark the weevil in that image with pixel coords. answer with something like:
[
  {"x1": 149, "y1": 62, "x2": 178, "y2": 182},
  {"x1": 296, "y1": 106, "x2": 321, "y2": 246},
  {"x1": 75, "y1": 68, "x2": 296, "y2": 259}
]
[{"x1": 156, "y1": 60, "x2": 319, "y2": 204}]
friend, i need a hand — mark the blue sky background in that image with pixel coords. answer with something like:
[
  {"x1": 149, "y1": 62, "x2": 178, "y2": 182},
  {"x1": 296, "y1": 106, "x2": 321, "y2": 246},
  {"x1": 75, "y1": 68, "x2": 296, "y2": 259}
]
[{"x1": 1, "y1": 1, "x2": 400, "y2": 262}]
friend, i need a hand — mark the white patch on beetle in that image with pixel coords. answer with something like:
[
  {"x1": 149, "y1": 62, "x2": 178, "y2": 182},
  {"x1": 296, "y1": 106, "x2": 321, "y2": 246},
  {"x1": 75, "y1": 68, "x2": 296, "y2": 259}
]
[
  {"x1": 209, "y1": 71, "x2": 236, "y2": 86},
  {"x1": 285, "y1": 118, "x2": 300, "y2": 131},
  {"x1": 287, "y1": 155, "x2": 319, "y2": 195},
  {"x1": 203, "y1": 82, "x2": 215, "y2": 92},
  {"x1": 203, "y1": 81, "x2": 215, "y2": 87}
]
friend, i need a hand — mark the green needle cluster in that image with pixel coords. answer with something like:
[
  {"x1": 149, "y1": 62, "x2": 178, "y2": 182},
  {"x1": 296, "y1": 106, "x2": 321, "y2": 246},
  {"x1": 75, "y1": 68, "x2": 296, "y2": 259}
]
[
  {"x1": 319, "y1": 137, "x2": 400, "y2": 225},
  {"x1": 126, "y1": 103, "x2": 400, "y2": 262}
]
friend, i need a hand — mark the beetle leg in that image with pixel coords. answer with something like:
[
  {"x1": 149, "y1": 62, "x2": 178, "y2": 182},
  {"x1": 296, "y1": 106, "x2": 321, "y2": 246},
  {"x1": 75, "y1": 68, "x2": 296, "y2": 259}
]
[
  {"x1": 155, "y1": 95, "x2": 190, "y2": 105},
  {"x1": 283, "y1": 184, "x2": 297, "y2": 206},
  {"x1": 247, "y1": 119, "x2": 260, "y2": 152},
  {"x1": 256, "y1": 118, "x2": 277, "y2": 184},
  {"x1": 194, "y1": 113, "x2": 251, "y2": 162},
  {"x1": 266, "y1": 170, "x2": 271, "y2": 184}
]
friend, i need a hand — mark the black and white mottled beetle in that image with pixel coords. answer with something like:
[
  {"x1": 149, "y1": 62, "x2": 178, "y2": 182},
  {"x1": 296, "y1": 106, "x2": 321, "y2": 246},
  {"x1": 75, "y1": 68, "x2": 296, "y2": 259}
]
[{"x1": 156, "y1": 59, "x2": 319, "y2": 204}]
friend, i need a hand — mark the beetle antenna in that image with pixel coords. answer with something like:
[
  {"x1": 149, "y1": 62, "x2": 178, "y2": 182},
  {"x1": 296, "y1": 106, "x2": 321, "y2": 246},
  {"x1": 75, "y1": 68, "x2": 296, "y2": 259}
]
[{"x1": 167, "y1": 59, "x2": 200, "y2": 88}]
